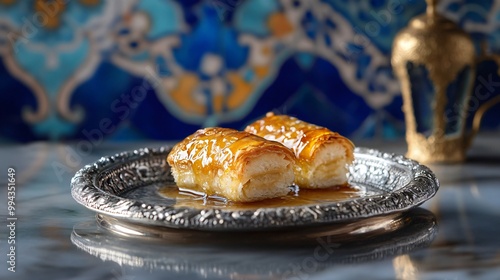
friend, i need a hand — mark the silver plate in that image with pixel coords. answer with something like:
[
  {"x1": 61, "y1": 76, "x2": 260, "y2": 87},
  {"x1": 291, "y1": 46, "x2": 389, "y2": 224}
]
[{"x1": 71, "y1": 147, "x2": 439, "y2": 231}]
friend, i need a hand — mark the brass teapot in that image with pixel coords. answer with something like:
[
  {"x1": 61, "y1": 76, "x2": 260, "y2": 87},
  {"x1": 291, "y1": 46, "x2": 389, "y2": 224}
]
[{"x1": 392, "y1": 0, "x2": 500, "y2": 163}]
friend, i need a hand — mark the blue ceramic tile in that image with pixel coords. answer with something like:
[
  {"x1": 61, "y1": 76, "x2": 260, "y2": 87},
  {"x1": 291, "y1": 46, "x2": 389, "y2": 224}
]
[{"x1": 0, "y1": 0, "x2": 499, "y2": 142}]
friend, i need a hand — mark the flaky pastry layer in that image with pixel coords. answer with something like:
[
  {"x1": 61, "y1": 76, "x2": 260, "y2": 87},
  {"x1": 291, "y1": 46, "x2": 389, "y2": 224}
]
[
  {"x1": 245, "y1": 113, "x2": 355, "y2": 188},
  {"x1": 167, "y1": 127, "x2": 296, "y2": 202}
]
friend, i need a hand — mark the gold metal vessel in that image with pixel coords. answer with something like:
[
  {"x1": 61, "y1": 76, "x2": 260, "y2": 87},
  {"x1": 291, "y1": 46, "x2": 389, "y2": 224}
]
[{"x1": 392, "y1": 0, "x2": 500, "y2": 163}]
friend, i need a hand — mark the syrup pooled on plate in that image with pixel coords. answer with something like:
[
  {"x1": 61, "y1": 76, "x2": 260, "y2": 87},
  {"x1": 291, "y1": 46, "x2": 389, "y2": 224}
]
[{"x1": 158, "y1": 184, "x2": 362, "y2": 210}]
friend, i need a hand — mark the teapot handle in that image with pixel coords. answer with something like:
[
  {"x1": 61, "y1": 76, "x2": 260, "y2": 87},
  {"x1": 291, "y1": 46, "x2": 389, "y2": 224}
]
[
  {"x1": 467, "y1": 95, "x2": 500, "y2": 149},
  {"x1": 467, "y1": 44, "x2": 500, "y2": 149}
]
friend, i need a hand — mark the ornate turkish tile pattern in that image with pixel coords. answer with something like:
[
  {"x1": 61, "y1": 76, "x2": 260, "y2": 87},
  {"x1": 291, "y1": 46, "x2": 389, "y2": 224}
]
[{"x1": 0, "y1": 0, "x2": 498, "y2": 142}]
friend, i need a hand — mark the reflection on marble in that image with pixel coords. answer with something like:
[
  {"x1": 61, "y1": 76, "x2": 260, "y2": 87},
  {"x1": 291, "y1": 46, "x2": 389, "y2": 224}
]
[{"x1": 71, "y1": 208, "x2": 437, "y2": 279}]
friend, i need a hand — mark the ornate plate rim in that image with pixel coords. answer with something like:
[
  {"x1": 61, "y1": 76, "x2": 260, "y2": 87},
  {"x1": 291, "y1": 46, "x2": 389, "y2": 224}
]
[{"x1": 71, "y1": 147, "x2": 439, "y2": 231}]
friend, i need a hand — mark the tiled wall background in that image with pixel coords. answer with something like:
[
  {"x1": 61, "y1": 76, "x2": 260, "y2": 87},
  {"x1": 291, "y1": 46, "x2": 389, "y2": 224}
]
[{"x1": 1, "y1": 0, "x2": 499, "y2": 142}]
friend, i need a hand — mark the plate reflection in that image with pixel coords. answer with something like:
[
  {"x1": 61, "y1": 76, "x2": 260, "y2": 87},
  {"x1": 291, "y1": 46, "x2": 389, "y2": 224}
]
[{"x1": 71, "y1": 208, "x2": 437, "y2": 279}]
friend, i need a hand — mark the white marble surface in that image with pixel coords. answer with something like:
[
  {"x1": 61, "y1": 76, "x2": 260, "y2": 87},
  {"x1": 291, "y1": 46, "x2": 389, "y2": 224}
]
[{"x1": 1, "y1": 133, "x2": 499, "y2": 280}]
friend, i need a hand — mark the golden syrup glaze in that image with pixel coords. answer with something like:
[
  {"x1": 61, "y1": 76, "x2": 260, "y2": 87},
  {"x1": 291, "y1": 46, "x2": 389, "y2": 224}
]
[
  {"x1": 245, "y1": 113, "x2": 355, "y2": 165},
  {"x1": 167, "y1": 127, "x2": 296, "y2": 194},
  {"x1": 159, "y1": 183, "x2": 361, "y2": 210}
]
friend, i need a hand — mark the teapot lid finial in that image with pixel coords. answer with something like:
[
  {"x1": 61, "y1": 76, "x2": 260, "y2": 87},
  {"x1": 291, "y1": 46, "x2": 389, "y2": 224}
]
[{"x1": 426, "y1": 0, "x2": 438, "y2": 17}]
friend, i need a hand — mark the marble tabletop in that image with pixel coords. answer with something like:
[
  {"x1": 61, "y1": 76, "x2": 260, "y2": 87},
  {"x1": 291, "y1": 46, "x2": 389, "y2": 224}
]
[{"x1": 1, "y1": 133, "x2": 500, "y2": 280}]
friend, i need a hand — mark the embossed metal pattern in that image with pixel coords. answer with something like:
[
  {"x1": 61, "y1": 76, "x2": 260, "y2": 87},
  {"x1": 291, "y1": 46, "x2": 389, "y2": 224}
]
[{"x1": 71, "y1": 147, "x2": 439, "y2": 231}]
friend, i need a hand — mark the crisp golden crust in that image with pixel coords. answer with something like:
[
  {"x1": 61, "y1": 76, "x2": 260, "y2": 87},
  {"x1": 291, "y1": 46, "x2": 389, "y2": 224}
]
[
  {"x1": 245, "y1": 113, "x2": 355, "y2": 188},
  {"x1": 167, "y1": 127, "x2": 296, "y2": 202}
]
